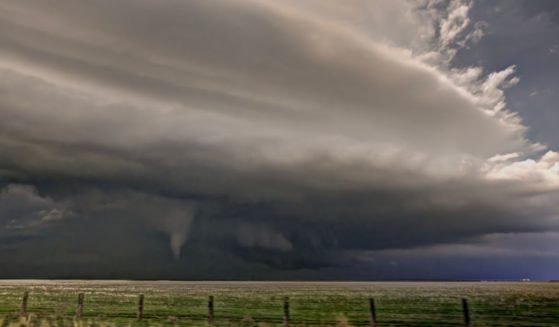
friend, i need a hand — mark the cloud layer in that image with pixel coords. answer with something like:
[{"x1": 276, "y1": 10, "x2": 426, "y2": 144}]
[{"x1": 0, "y1": 0, "x2": 558, "y2": 279}]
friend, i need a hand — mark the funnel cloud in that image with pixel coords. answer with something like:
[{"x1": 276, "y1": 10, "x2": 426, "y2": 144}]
[
  {"x1": 165, "y1": 207, "x2": 195, "y2": 259},
  {"x1": 1, "y1": 0, "x2": 559, "y2": 280}
]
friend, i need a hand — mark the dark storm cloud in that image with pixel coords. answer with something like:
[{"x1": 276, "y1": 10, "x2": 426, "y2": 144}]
[{"x1": 1, "y1": 0, "x2": 559, "y2": 278}]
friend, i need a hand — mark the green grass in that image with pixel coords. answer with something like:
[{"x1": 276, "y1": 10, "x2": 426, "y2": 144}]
[{"x1": 1, "y1": 281, "x2": 559, "y2": 326}]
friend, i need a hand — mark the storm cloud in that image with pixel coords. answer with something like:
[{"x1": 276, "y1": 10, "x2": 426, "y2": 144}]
[{"x1": 1, "y1": 0, "x2": 558, "y2": 279}]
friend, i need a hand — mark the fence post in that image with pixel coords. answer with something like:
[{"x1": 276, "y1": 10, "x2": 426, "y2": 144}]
[
  {"x1": 76, "y1": 293, "x2": 84, "y2": 318},
  {"x1": 462, "y1": 298, "x2": 470, "y2": 327},
  {"x1": 283, "y1": 296, "x2": 289, "y2": 327},
  {"x1": 137, "y1": 294, "x2": 144, "y2": 320},
  {"x1": 208, "y1": 295, "x2": 214, "y2": 323},
  {"x1": 20, "y1": 290, "x2": 29, "y2": 316},
  {"x1": 369, "y1": 297, "x2": 377, "y2": 327}
]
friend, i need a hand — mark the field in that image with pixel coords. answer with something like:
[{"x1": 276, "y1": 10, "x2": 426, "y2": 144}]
[{"x1": 1, "y1": 280, "x2": 558, "y2": 326}]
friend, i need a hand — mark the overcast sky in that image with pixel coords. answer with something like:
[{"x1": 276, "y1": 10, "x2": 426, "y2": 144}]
[{"x1": 1, "y1": 0, "x2": 559, "y2": 280}]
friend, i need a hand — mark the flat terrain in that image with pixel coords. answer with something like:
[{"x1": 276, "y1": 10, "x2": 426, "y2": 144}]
[{"x1": 1, "y1": 280, "x2": 558, "y2": 326}]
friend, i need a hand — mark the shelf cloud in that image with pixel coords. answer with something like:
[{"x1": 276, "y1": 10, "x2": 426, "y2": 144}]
[{"x1": 1, "y1": 0, "x2": 558, "y2": 279}]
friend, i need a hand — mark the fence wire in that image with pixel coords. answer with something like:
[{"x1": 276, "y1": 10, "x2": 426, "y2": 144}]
[{"x1": 1, "y1": 283, "x2": 559, "y2": 326}]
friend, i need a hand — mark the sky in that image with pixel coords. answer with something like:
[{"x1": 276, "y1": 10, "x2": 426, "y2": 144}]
[{"x1": 0, "y1": 0, "x2": 558, "y2": 280}]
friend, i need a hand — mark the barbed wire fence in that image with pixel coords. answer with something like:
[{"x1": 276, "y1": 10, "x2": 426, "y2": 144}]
[{"x1": 2, "y1": 290, "x2": 559, "y2": 326}]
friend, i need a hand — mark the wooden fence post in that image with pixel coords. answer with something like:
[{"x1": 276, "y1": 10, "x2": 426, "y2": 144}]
[
  {"x1": 76, "y1": 293, "x2": 84, "y2": 318},
  {"x1": 137, "y1": 294, "x2": 144, "y2": 321},
  {"x1": 208, "y1": 295, "x2": 214, "y2": 323},
  {"x1": 20, "y1": 290, "x2": 29, "y2": 316},
  {"x1": 283, "y1": 296, "x2": 289, "y2": 327},
  {"x1": 369, "y1": 297, "x2": 377, "y2": 327},
  {"x1": 462, "y1": 298, "x2": 471, "y2": 327}
]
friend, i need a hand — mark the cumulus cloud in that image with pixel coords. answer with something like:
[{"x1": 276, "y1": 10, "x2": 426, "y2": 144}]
[
  {"x1": 486, "y1": 151, "x2": 559, "y2": 188},
  {"x1": 0, "y1": 0, "x2": 558, "y2": 277},
  {"x1": 437, "y1": 0, "x2": 473, "y2": 48}
]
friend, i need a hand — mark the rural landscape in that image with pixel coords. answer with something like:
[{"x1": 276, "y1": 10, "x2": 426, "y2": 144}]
[
  {"x1": 2, "y1": 0, "x2": 559, "y2": 326},
  {"x1": 1, "y1": 281, "x2": 559, "y2": 326}
]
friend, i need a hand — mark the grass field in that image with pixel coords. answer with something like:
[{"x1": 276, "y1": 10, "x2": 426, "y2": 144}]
[{"x1": 1, "y1": 280, "x2": 558, "y2": 326}]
